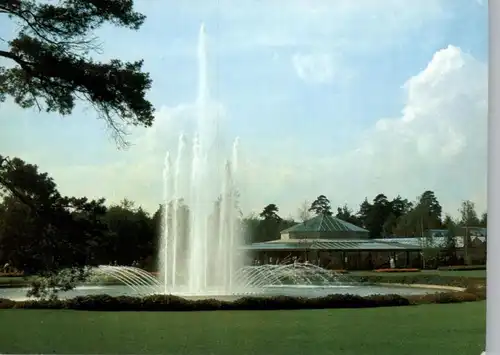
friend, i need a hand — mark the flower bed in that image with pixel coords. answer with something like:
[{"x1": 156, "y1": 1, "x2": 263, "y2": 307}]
[{"x1": 373, "y1": 268, "x2": 420, "y2": 273}]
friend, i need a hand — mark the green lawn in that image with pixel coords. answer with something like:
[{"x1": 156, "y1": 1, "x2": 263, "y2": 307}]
[
  {"x1": 0, "y1": 276, "x2": 31, "y2": 286},
  {"x1": 0, "y1": 301, "x2": 485, "y2": 355}
]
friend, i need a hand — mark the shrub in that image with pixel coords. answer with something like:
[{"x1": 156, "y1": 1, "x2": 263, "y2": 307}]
[
  {"x1": 14, "y1": 299, "x2": 65, "y2": 309},
  {"x1": 464, "y1": 284, "x2": 486, "y2": 300},
  {"x1": 0, "y1": 298, "x2": 16, "y2": 309},
  {"x1": 407, "y1": 291, "x2": 479, "y2": 305},
  {"x1": 0, "y1": 290, "x2": 479, "y2": 312}
]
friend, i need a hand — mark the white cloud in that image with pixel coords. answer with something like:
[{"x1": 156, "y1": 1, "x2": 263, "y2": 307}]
[
  {"x1": 291, "y1": 52, "x2": 355, "y2": 85},
  {"x1": 241, "y1": 45, "x2": 487, "y2": 218},
  {"x1": 292, "y1": 53, "x2": 335, "y2": 84},
  {"x1": 38, "y1": 45, "x2": 487, "y2": 220}
]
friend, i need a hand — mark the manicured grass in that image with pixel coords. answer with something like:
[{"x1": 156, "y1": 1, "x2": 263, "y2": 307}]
[
  {"x1": 0, "y1": 301, "x2": 485, "y2": 355},
  {"x1": 0, "y1": 276, "x2": 32, "y2": 286}
]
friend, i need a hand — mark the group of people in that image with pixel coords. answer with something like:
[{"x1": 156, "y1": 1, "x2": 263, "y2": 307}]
[{"x1": 252, "y1": 256, "x2": 318, "y2": 266}]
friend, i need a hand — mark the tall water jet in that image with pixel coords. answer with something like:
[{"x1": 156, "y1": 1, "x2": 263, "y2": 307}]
[
  {"x1": 171, "y1": 133, "x2": 185, "y2": 289},
  {"x1": 159, "y1": 23, "x2": 244, "y2": 295},
  {"x1": 160, "y1": 152, "x2": 172, "y2": 294},
  {"x1": 232, "y1": 137, "x2": 239, "y2": 174}
]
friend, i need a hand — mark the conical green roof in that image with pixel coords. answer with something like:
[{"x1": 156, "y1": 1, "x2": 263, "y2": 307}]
[{"x1": 282, "y1": 214, "x2": 368, "y2": 234}]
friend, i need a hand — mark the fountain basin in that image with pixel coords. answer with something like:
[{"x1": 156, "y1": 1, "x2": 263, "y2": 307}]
[{"x1": 0, "y1": 283, "x2": 449, "y2": 302}]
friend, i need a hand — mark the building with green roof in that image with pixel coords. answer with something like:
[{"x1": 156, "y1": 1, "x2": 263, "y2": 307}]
[
  {"x1": 243, "y1": 214, "x2": 422, "y2": 270},
  {"x1": 280, "y1": 214, "x2": 370, "y2": 240},
  {"x1": 242, "y1": 214, "x2": 486, "y2": 270}
]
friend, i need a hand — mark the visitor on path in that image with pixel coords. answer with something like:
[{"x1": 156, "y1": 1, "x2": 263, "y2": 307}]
[{"x1": 389, "y1": 257, "x2": 395, "y2": 269}]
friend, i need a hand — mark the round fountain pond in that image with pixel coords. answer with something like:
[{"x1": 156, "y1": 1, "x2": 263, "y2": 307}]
[{"x1": 0, "y1": 264, "x2": 450, "y2": 301}]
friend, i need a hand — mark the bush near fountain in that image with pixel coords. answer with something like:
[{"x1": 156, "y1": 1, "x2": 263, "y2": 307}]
[{"x1": 0, "y1": 290, "x2": 483, "y2": 311}]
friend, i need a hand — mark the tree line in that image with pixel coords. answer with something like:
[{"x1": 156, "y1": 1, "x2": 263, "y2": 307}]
[
  {"x1": 0, "y1": 156, "x2": 486, "y2": 276},
  {"x1": 247, "y1": 193, "x2": 486, "y2": 243}
]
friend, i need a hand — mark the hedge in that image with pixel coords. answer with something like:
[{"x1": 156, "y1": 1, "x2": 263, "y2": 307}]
[
  {"x1": 0, "y1": 290, "x2": 484, "y2": 312},
  {"x1": 0, "y1": 274, "x2": 486, "y2": 312},
  {"x1": 438, "y1": 265, "x2": 486, "y2": 271}
]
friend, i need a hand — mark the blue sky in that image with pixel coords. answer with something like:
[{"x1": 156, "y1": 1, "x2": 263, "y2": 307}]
[{"x1": 0, "y1": 0, "x2": 488, "y2": 218}]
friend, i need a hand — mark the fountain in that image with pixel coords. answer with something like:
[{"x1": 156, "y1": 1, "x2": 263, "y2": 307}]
[
  {"x1": 157, "y1": 23, "x2": 243, "y2": 296},
  {"x1": 89, "y1": 263, "x2": 350, "y2": 297}
]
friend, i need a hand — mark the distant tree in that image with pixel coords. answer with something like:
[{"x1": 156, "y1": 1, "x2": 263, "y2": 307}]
[
  {"x1": 416, "y1": 190, "x2": 443, "y2": 229},
  {"x1": 254, "y1": 204, "x2": 283, "y2": 242},
  {"x1": 390, "y1": 195, "x2": 413, "y2": 218},
  {"x1": 364, "y1": 194, "x2": 392, "y2": 238},
  {"x1": 103, "y1": 201, "x2": 154, "y2": 266},
  {"x1": 356, "y1": 198, "x2": 372, "y2": 228},
  {"x1": 119, "y1": 198, "x2": 136, "y2": 211},
  {"x1": 479, "y1": 211, "x2": 487, "y2": 227},
  {"x1": 335, "y1": 204, "x2": 361, "y2": 226},
  {"x1": 0, "y1": 0, "x2": 154, "y2": 146},
  {"x1": 309, "y1": 195, "x2": 332, "y2": 216},
  {"x1": 241, "y1": 214, "x2": 261, "y2": 244},
  {"x1": 297, "y1": 200, "x2": 312, "y2": 222},
  {"x1": 259, "y1": 204, "x2": 281, "y2": 222},
  {"x1": 395, "y1": 191, "x2": 443, "y2": 238},
  {"x1": 382, "y1": 213, "x2": 398, "y2": 237},
  {"x1": 458, "y1": 200, "x2": 480, "y2": 227},
  {"x1": 442, "y1": 214, "x2": 455, "y2": 230}
]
